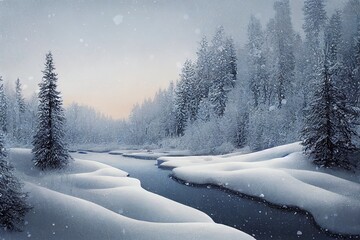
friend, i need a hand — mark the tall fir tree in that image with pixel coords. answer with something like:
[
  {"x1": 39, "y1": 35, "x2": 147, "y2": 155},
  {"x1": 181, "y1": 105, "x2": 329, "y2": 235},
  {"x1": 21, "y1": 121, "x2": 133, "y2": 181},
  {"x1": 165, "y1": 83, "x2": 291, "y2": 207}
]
[
  {"x1": 302, "y1": 0, "x2": 327, "y2": 108},
  {"x1": 208, "y1": 26, "x2": 237, "y2": 116},
  {"x1": 247, "y1": 15, "x2": 268, "y2": 107},
  {"x1": 273, "y1": 0, "x2": 295, "y2": 107},
  {"x1": 32, "y1": 52, "x2": 71, "y2": 170},
  {"x1": 196, "y1": 36, "x2": 212, "y2": 100},
  {"x1": 174, "y1": 60, "x2": 197, "y2": 136},
  {"x1": 15, "y1": 78, "x2": 26, "y2": 114},
  {"x1": 14, "y1": 78, "x2": 26, "y2": 143},
  {"x1": 0, "y1": 133, "x2": 30, "y2": 231},
  {"x1": 302, "y1": 20, "x2": 359, "y2": 170}
]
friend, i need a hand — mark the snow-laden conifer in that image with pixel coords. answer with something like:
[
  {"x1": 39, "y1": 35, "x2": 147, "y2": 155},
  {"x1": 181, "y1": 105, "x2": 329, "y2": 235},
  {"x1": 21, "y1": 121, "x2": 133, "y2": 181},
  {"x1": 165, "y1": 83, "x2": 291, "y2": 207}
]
[
  {"x1": 32, "y1": 52, "x2": 71, "y2": 170},
  {"x1": 0, "y1": 133, "x2": 30, "y2": 231}
]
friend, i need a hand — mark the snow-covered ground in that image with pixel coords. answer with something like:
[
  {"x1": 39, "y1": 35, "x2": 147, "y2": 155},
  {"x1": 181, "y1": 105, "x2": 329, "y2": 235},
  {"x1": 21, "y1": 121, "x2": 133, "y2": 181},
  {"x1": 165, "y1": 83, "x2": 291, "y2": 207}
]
[
  {"x1": 158, "y1": 142, "x2": 360, "y2": 236},
  {"x1": 109, "y1": 149, "x2": 191, "y2": 160},
  {"x1": 1, "y1": 148, "x2": 253, "y2": 240}
]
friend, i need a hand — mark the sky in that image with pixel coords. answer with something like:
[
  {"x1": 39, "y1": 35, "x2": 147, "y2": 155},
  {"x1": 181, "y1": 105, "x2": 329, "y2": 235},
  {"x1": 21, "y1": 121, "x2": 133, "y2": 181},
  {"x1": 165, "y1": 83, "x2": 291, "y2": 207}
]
[{"x1": 0, "y1": 0, "x2": 346, "y2": 119}]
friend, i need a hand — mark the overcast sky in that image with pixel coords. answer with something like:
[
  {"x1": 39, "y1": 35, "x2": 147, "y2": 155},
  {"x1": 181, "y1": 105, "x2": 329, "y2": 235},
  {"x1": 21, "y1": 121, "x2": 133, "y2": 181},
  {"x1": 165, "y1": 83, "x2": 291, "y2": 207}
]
[{"x1": 0, "y1": 0, "x2": 345, "y2": 119}]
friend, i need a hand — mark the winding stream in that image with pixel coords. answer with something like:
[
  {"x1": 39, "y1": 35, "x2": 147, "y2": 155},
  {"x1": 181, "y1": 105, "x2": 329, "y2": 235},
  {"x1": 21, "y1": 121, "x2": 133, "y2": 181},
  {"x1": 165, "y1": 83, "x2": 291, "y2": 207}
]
[{"x1": 72, "y1": 152, "x2": 347, "y2": 240}]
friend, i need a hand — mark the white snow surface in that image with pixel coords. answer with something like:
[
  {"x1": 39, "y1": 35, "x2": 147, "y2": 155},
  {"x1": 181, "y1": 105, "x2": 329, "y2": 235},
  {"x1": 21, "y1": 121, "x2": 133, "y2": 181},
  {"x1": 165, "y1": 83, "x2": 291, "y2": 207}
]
[
  {"x1": 1, "y1": 148, "x2": 253, "y2": 240},
  {"x1": 159, "y1": 142, "x2": 360, "y2": 235}
]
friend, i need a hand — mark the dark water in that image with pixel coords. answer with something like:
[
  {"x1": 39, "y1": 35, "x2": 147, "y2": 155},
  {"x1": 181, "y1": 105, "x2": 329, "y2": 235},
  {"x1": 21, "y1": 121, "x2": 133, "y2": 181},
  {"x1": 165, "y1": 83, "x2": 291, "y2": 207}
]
[{"x1": 72, "y1": 152, "x2": 357, "y2": 240}]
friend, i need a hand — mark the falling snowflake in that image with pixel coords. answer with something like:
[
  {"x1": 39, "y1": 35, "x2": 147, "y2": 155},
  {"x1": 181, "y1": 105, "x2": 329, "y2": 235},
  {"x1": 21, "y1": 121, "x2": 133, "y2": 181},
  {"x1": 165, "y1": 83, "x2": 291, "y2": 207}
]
[{"x1": 113, "y1": 15, "x2": 124, "y2": 25}]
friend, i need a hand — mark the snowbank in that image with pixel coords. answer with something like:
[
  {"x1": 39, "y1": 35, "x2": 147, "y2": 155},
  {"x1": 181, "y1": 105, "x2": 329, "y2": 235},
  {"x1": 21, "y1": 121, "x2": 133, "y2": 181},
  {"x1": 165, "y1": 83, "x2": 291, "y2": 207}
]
[
  {"x1": 159, "y1": 142, "x2": 360, "y2": 235},
  {"x1": 1, "y1": 148, "x2": 253, "y2": 240},
  {"x1": 109, "y1": 149, "x2": 191, "y2": 160}
]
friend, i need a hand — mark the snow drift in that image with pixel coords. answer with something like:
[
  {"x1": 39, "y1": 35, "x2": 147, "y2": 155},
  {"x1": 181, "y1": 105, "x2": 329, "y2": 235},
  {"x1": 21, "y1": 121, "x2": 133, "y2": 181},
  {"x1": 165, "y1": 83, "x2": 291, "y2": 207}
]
[
  {"x1": 1, "y1": 148, "x2": 253, "y2": 240},
  {"x1": 159, "y1": 142, "x2": 360, "y2": 236}
]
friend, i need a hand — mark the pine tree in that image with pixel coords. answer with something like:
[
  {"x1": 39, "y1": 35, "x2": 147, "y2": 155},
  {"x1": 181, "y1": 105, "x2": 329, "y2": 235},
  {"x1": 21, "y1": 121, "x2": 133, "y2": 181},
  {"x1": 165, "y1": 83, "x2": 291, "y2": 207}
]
[
  {"x1": 302, "y1": 21, "x2": 359, "y2": 170},
  {"x1": 303, "y1": 0, "x2": 327, "y2": 49},
  {"x1": 273, "y1": 0, "x2": 295, "y2": 107},
  {"x1": 174, "y1": 60, "x2": 196, "y2": 136},
  {"x1": 0, "y1": 133, "x2": 31, "y2": 231},
  {"x1": 15, "y1": 78, "x2": 26, "y2": 114},
  {"x1": 0, "y1": 77, "x2": 8, "y2": 133},
  {"x1": 196, "y1": 36, "x2": 212, "y2": 100},
  {"x1": 247, "y1": 15, "x2": 268, "y2": 107},
  {"x1": 14, "y1": 78, "x2": 26, "y2": 143},
  {"x1": 32, "y1": 52, "x2": 71, "y2": 170},
  {"x1": 302, "y1": 0, "x2": 327, "y2": 107},
  {"x1": 208, "y1": 26, "x2": 237, "y2": 116}
]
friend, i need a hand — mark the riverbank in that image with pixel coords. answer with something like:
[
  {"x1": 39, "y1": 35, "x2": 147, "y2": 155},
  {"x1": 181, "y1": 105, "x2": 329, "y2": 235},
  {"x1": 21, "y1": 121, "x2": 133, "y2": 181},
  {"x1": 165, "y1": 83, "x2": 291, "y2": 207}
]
[
  {"x1": 1, "y1": 148, "x2": 253, "y2": 240},
  {"x1": 159, "y1": 142, "x2": 360, "y2": 237}
]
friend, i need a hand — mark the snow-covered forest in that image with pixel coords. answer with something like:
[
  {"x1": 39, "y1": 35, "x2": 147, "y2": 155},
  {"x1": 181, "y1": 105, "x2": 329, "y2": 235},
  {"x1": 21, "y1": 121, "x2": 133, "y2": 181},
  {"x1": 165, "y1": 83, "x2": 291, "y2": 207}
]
[
  {"x1": 1, "y1": 0, "x2": 360, "y2": 239},
  {"x1": 121, "y1": 0, "x2": 360, "y2": 160}
]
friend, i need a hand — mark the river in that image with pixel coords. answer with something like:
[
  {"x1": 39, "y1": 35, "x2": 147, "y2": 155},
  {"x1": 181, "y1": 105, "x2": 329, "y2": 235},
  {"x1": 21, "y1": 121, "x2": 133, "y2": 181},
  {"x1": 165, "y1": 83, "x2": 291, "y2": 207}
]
[{"x1": 72, "y1": 151, "x2": 345, "y2": 240}]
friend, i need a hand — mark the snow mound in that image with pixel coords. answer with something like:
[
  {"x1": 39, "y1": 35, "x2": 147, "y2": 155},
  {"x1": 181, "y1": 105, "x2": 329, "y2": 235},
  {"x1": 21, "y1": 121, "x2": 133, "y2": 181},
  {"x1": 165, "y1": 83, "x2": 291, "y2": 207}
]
[
  {"x1": 1, "y1": 148, "x2": 253, "y2": 240},
  {"x1": 160, "y1": 142, "x2": 360, "y2": 235}
]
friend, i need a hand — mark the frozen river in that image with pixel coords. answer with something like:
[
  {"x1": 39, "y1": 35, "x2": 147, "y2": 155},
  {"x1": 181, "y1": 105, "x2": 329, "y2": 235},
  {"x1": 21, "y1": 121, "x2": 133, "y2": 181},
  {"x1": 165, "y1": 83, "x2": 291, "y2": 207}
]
[{"x1": 73, "y1": 151, "x2": 343, "y2": 240}]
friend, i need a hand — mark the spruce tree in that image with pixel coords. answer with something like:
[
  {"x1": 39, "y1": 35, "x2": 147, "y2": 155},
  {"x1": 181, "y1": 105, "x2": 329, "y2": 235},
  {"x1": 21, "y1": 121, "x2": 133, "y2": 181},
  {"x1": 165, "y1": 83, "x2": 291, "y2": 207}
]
[
  {"x1": 0, "y1": 133, "x2": 30, "y2": 231},
  {"x1": 174, "y1": 60, "x2": 196, "y2": 136},
  {"x1": 302, "y1": 0, "x2": 327, "y2": 108},
  {"x1": 273, "y1": 0, "x2": 295, "y2": 107},
  {"x1": 208, "y1": 27, "x2": 236, "y2": 116},
  {"x1": 15, "y1": 78, "x2": 26, "y2": 114},
  {"x1": 302, "y1": 23, "x2": 359, "y2": 170},
  {"x1": 14, "y1": 78, "x2": 26, "y2": 143},
  {"x1": 32, "y1": 52, "x2": 71, "y2": 170},
  {"x1": 247, "y1": 15, "x2": 268, "y2": 107}
]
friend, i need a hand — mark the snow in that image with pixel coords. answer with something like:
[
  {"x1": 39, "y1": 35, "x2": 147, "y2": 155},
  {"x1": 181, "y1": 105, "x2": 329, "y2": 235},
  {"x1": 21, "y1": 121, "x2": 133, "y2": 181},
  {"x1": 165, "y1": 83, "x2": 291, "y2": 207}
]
[
  {"x1": 1, "y1": 148, "x2": 253, "y2": 240},
  {"x1": 159, "y1": 142, "x2": 360, "y2": 235},
  {"x1": 109, "y1": 149, "x2": 191, "y2": 160},
  {"x1": 113, "y1": 14, "x2": 124, "y2": 25}
]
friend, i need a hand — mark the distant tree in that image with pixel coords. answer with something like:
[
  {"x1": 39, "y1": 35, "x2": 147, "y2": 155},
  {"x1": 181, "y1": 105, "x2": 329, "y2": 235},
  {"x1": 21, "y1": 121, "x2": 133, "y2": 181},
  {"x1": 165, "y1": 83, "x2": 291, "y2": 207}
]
[
  {"x1": 13, "y1": 78, "x2": 27, "y2": 143},
  {"x1": 0, "y1": 133, "x2": 30, "y2": 231},
  {"x1": 302, "y1": 25, "x2": 359, "y2": 170},
  {"x1": 273, "y1": 0, "x2": 295, "y2": 107},
  {"x1": 174, "y1": 60, "x2": 196, "y2": 136},
  {"x1": 208, "y1": 26, "x2": 237, "y2": 116},
  {"x1": 15, "y1": 78, "x2": 26, "y2": 114},
  {"x1": 302, "y1": 0, "x2": 327, "y2": 107},
  {"x1": 0, "y1": 77, "x2": 8, "y2": 133},
  {"x1": 246, "y1": 15, "x2": 268, "y2": 107},
  {"x1": 303, "y1": 0, "x2": 327, "y2": 49},
  {"x1": 32, "y1": 52, "x2": 71, "y2": 170},
  {"x1": 196, "y1": 36, "x2": 212, "y2": 100}
]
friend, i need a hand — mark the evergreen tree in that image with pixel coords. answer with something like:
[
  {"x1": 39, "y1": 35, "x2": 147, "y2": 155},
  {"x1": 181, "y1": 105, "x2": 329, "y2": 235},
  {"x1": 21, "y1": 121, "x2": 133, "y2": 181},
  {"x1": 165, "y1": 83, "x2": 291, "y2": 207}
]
[
  {"x1": 15, "y1": 78, "x2": 26, "y2": 114},
  {"x1": 246, "y1": 15, "x2": 268, "y2": 107},
  {"x1": 273, "y1": 0, "x2": 295, "y2": 107},
  {"x1": 32, "y1": 52, "x2": 71, "y2": 170},
  {"x1": 303, "y1": 0, "x2": 327, "y2": 49},
  {"x1": 174, "y1": 60, "x2": 196, "y2": 136},
  {"x1": 208, "y1": 26, "x2": 236, "y2": 116},
  {"x1": 0, "y1": 77, "x2": 8, "y2": 133},
  {"x1": 0, "y1": 133, "x2": 30, "y2": 231},
  {"x1": 302, "y1": 32, "x2": 359, "y2": 170},
  {"x1": 302, "y1": 0, "x2": 327, "y2": 107},
  {"x1": 14, "y1": 78, "x2": 27, "y2": 143},
  {"x1": 196, "y1": 36, "x2": 212, "y2": 100}
]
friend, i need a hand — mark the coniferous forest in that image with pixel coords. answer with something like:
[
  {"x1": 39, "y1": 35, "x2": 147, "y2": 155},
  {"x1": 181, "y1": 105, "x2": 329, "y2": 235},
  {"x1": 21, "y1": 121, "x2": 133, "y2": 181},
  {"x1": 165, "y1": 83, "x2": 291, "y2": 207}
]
[
  {"x1": 121, "y1": 0, "x2": 360, "y2": 169},
  {"x1": 1, "y1": 0, "x2": 360, "y2": 239}
]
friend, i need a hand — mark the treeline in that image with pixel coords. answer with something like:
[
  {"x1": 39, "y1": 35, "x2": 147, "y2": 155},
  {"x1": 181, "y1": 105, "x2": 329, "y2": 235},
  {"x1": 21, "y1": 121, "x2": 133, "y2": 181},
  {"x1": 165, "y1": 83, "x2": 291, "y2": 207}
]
[
  {"x1": 0, "y1": 80, "x2": 120, "y2": 147},
  {"x1": 122, "y1": 0, "x2": 360, "y2": 158}
]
